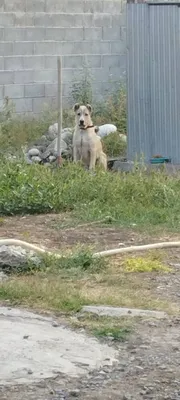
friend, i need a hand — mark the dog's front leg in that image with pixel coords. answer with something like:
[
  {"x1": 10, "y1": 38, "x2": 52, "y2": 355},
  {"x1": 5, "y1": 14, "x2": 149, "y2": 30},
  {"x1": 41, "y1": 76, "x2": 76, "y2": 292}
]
[
  {"x1": 73, "y1": 143, "x2": 78, "y2": 162},
  {"x1": 89, "y1": 150, "x2": 96, "y2": 170}
]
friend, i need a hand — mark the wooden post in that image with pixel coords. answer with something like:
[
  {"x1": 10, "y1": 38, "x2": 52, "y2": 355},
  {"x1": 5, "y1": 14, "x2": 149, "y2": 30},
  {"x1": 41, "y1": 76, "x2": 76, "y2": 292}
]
[{"x1": 57, "y1": 56, "x2": 62, "y2": 166}]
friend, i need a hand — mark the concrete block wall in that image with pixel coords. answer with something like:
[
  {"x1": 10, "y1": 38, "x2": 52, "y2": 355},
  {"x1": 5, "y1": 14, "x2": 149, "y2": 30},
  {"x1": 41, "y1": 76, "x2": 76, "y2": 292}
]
[{"x1": 0, "y1": 0, "x2": 126, "y2": 114}]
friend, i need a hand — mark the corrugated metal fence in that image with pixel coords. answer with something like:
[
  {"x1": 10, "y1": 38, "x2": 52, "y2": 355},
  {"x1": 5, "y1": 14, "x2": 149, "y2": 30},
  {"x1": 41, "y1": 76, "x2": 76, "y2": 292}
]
[{"x1": 127, "y1": 2, "x2": 180, "y2": 164}]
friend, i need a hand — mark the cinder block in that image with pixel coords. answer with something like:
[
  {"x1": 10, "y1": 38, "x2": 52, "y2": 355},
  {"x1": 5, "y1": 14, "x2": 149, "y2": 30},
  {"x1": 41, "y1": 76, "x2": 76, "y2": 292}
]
[
  {"x1": 93, "y1": 13, "x2": 112, "y2": 28},
  {"x1": 108, "y1": 66, "x2": 122, "y2": 80},
  {"x1": 90, "y1": 68, "x2": 107, "y2": 82},
  {"x1": 84, "y1": 28, "x2": 102, "y2": 41},
  {"x1": 4, "y1": 84, "x2": 24, "y2": 98},
  {"x1": 103, "y1": 27, "x2": 121, "y2": 40},
  {"x1": 34, "y1": 13, "x2": 84, "y2": 28},
  {"x1": 15, "y1": 12, "x2": 34, "y2": 27},
  {"x1": 60, "y1": 41, "x2": 111, "y2": 55},
  {"x1": 0, "y1": 12, "x2": 15, "y2": 26},
  {"x1": 0, "y1": 28, "x2": 4, "y2": 40},
  {"x1": 62, "y1": 68, "x2": 83, "y2": 83},
  {"x1": 0, "y1": 56, "x2": 4, "y2": 70},
  {"x1": 0, "y1": 85, "x2": 4, "y2": 99},
  {"x1": 112, "y1": 14, "x2": 125, "y2": 28},
  {"x1": 46, "y1": 0, "x2": 84, "y2": 13},
  {"x1": 0, "y1": 42, "x2": 13, "y2": 56},
  {"x1": 34, "y1": 41, "x2": 62, "y2": 56},
  {"x1": 26, "y1": 0, "x2": 45, "y2": 12},
  {"x1": 25, "y1": 83, "x2": 45, "y2": 98},
  {"x1": 0, "y1": 1, "x2": 4, "y2": 12},
  {"x1": 45, "y1": 56, "x2": 57, "y2": 69},
  {"x1": 0, "y1": 71, "x2": 14, "y2": 84},
  {"x1": 33, "y1": 69, "x2": 58, "y2": 83},
  {"x1": 14, "y1": 98, "x2": 33, "y2": 113},
  {"x1": 13, "y1": 42, "x2": 34, "y2": 56},
  {"x1": 26, "y1": 28, "x2": 45, "y2": 41},
  {"x1": 24, "y1": 56, "x2": 45, "y2": 70},
  {"x1": 32, "y1": 97, "x2": 57, "y2": 113},
  {"x1": 45, "y1": 83, "x2": 57, "y2": 97},
  {"x1": 84, "y1": 55, "x2": 101, "y2": 68},
  {"x1": 103, "y1": 1, "x2": 123, "y2": 13},
  {"x1": 102, "y1": 55, "x2": 122, "y2": 68},
  {"x1": 4, "y1": 56, "x2": 23, "y2": 71},
  {"x1": 111, "y1": 40, "x2": 126, "y2": 54},
  {"x1": 64, "y1": 55, "x2": 83, "y2": 68},
  {"x1": 4, "y1": 0, "x2": 24, "y2": 11},
  {"x1": 45, "y1": 27, "x2": 83, "y2": 41},
  {"x1": 84, "y1": 0, "x2": 103, "y2": 13},
  {"x1": 14, "y1": 70, "x2": 34, "y2": 84},
  {"x1": 4, "y1": 28, "x2": 26, "y2": 41}
]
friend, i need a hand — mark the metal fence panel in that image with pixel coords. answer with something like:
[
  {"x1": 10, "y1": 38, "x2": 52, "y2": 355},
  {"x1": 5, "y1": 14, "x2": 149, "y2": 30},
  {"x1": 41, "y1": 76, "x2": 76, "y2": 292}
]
[{"x1": 127, "y1": 3, "x2": 180, "y2": 164}]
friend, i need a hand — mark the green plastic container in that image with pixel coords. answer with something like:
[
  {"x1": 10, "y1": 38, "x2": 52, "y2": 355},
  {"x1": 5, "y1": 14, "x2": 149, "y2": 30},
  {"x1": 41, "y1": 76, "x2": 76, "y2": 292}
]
[{"x1": 150, "y1": 157, "x2": 171, "y2": 164}]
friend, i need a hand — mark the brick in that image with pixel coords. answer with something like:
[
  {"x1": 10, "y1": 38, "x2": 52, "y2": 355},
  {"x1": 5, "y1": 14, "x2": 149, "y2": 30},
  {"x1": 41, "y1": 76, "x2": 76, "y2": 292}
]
[
  {"x1": 0, "y1": 71, "x2": 14, "y2": 84},
  {"x1": 84, "y1": 0, "x2": 103, "y2": 13},
  {"x1": 0, "y1": 42, "x2": 13, "y2": 56},
  {"x1": 26, "y1": 28, "x2": 45, "y2": 41},
  {"x1": 5, "y1": 0, "x2": 24, "y2": 11},
  {"x1": 46, "y1": 0, "x2": 84, "y2": 13},
  {"x1": 0, "y1": 56, "x2": 4, "y2": 70},
  {"x1": 90, "y1": 68, "x2": 107, "y2": 82},
  {"x1": 45, "y1": 83, "x2": 57, "y2": 97},
  {"x1": 111, "y1": 40, "x2": 126, "y2": 54},
  {"x1": 102, "y1": 55, "x2": 122, "y2": 68},
  {"x1": 0, "y1": 12, "x2": 15, "y2": 26},
  {"x1": 112, "y1": 14, "x2": 125, "y2": 28},
  {"x1": 0, "y1": 85, "x2": 3, "y2": 99},
  {"x1": 45, "y1": 27, "x2": 83, "y2": 41},
  {"x1": 64, "y1": 55, "x2": 83, "y2": 69},
  {"x1": 24, "y1": 56, "x2": 45, "y2": 70},
  {"x1": 84, "y1": 55, "x2": 101, "y2": 68},
  {"x1": 14, "y1": 70, "x2": 34, "y2": 84},
  {"x1": 13, "y1": 42, "x2": 34, "y2": 56},
  {"x1": 103, "y1": 27, "x2": 121, "y2": 41},
  {"x1": 4, "y1": 28, "x2": 26, "y2": 42},
  {"x1": 62, "y1": 68, "x2": 83, "y2": 83},
  {"x1": 26, "y1": 0, "x2": 45, "y2": 12},
  {"x1": 108, "y1": 66, "x2": 122, "y2": 80},
  {"x1": 4, "y1": 84, "x2": 24, "y2": 98},
  {"x1": 84, "y1": 28, "x2": 102, "y2": 41},
  {"x1": 25, "y1": 83, "x2": 45, "y2": 97},
  {"x1": 4, "y1": 56, "x2": 24, "y2": 71},
  {"x1": 14, "y1": 98, "x2": 33, "y2": 113},
  {"x1": 93, "y1": 13, "x2": 112, "y2": 27},
  {"x1": 60, "y1": 41, "x2": 111, "y2": 55},
  {"x1": 33, "y1": 70, "x2": 58, "y2": 83},
  {"x1": 15, "y1": 12, "x2": 34, "y2": 27}
]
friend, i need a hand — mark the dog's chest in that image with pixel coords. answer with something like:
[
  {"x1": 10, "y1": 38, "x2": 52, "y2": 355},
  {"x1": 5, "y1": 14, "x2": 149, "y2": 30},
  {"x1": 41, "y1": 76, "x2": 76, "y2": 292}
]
[{"x1": 75, "y1": 132, "x2": 92, "y2": 150}]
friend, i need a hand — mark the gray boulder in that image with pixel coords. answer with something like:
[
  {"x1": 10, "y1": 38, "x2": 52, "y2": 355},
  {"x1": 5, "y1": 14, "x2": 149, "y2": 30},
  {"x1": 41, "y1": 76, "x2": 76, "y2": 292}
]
[
  {"x1": 41, "y1": 138, "x2": 68, "y2": 160},
  {"x1": 0, "y1": 245, "x2": 41, "y2": 274},
  {"x1": 28, "y1": 148, "x2": 40, "y2": 157}
]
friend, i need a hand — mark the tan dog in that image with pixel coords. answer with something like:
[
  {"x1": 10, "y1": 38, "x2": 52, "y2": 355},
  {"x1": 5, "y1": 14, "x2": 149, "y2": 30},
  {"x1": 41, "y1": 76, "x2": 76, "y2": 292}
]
[{"x1": 73, "y1": 103, "x2": 107, "y2": 170}]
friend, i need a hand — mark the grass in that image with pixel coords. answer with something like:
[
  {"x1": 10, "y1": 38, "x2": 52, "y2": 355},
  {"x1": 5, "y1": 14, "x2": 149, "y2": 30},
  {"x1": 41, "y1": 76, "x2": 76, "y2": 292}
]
[
  {"x1": 123, "y1": 254, "x2": 172, "y2": 273},
  {"x1": 0, "y1": 161, "x2": 180, "y2": 231}
]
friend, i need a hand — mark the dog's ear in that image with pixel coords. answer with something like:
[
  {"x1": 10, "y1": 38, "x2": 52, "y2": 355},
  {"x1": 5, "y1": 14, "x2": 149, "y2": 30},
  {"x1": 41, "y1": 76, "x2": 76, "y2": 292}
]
[
  {"x1": 73, "y1": 103, "x2": 80, "y2": 112},
  {"x1": 95, "y1": 126, "x2": 99, "y2": 134},
  {"x1": 86, "y1": 104, "x2": 92, "y2": 113}
]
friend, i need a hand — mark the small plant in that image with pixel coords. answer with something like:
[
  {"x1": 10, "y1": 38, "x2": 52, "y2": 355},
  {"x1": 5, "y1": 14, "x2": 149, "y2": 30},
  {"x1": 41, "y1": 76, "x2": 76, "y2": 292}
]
[
  {"x1": 71, "y1": 63, "x2": 93, "y2": 105},
  {"x1": 102, "y1": 131, "x2": 127, "y2": 158},
  {"x1": 123, "y1": 256, "x2": 172, "y2": 273},
  {"x1": 93, "y1": 326, "x2": 131, "y2": 341}
]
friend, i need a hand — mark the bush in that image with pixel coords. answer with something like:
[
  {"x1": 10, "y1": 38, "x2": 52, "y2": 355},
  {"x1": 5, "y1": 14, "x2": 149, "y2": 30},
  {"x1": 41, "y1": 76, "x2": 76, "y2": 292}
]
[{"x1": 102, "y1": 132, "x2": 127, "y2": 158}]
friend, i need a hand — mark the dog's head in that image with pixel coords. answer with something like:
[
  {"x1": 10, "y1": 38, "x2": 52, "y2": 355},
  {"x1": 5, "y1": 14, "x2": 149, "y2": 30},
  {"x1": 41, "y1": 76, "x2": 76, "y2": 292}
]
[{"x1": 73, "y1": 103, "x2": 92, "y2": 129}]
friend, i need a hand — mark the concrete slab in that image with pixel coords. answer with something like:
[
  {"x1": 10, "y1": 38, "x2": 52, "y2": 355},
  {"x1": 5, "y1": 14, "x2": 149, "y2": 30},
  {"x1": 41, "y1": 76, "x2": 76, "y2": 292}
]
[
  {"x1": 0, "y1": 307, "x2": 117, "y2": 386},
  {"x1": 81, "y1": 305, "x2": 167, "y2": 319}
]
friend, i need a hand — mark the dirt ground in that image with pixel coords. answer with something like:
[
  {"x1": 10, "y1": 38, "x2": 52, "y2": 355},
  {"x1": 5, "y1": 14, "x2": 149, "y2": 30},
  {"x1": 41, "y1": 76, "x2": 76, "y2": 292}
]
[{"x1": 0, "y1": 214, "x2": 180, "y2": 400}]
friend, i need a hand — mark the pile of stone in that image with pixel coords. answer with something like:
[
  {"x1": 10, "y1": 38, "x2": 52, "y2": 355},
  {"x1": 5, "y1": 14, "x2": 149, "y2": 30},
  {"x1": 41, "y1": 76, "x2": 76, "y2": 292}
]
[
  {"x1": 26, "y1": 123, "x2": 118, "y2": 165},
  {"x1": 26, "y1": 125, "x2": 73, "y2": 165}
]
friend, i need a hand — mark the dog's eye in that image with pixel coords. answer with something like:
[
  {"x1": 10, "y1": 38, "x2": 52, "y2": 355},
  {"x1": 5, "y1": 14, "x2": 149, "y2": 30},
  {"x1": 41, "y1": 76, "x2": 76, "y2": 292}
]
[
  {"x1": 85, "y1": 113, "x2": 88, "y2": 116},
  {"x1": 77, "y1": 112, "x2": 81, "y2": 116}
]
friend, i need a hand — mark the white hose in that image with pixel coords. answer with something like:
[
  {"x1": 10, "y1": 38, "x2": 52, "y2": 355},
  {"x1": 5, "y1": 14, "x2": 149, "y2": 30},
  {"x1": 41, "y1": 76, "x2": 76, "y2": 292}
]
[{"x1": 1, "y1": 239, "x2": 180, "y2": 258}]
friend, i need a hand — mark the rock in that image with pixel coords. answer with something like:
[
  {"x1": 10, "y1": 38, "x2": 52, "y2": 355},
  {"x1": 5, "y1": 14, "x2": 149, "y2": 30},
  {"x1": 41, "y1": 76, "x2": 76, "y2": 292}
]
[
  {"x1": 119, "y1": 133, "x2": 127, "y2": 143},
  {"x1": 97, "y1": 124, "x2": 117, "y2": 138},
  {"x1": 0, "y1": 271, "x2": 8, "y2": 281},
  {"x1": 41, "y1": 138, "x2": 67, "y2": 159},
  {"x1": 28, "y1": 148, "x2": 40, "y2": 157},
  {"x1": 49, "y1": 155, "x2": 57, "y2": 163},
  {"x1": 48, "y1": 122, "x2": 58, "y2": 135},
  {"x1": 0, "y1": 245, "x2": 41, "y2": 273},
  {"x1": 112, "y1": 160, "x2": 134, "y2": 172},
  {"x1": 31, "y1": 156, "x2": 42, "y2": 163},
  {"x1": 24, "y1": 153, "x2": 33, "y2": 164}
]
